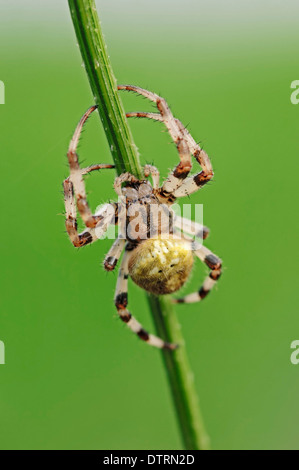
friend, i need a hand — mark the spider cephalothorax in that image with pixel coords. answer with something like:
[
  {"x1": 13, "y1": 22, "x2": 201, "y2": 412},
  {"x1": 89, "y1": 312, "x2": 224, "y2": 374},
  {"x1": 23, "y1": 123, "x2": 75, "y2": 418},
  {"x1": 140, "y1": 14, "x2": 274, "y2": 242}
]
[{"x1": 64, "y1": 85, "x2": 222, "y2": 350}]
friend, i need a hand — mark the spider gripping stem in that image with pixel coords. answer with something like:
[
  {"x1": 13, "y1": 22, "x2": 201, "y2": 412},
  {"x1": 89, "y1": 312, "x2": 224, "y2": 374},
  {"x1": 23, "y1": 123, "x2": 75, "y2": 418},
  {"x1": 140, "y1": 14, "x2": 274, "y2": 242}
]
[
  {"x1": 118, "y1": 85, "x2": 222, "y2": 310},
  {"x1": 64, "y1": 90, "x2": 220, "y2": 350},
  {"x1": 64, "y1": 104, "x2": 177, "y2": 350}
]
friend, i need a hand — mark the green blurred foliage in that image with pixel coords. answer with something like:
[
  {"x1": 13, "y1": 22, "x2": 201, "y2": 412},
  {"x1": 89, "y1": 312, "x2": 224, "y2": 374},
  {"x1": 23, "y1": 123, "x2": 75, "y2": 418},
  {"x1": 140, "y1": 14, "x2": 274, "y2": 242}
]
[{"x1": 0, "y1": 1, "x2": 299, "y2": 450}]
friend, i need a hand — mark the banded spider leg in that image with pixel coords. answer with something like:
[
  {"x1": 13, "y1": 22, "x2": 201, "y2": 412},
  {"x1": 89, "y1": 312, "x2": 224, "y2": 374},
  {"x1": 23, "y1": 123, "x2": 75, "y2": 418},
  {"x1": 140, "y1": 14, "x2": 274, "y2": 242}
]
[
  {"x1": 115, "y1": 248, "x2": 178, "y2": 350},
  {"x1": 118, "y1": 85, "x2": 214, "y2": 202}
]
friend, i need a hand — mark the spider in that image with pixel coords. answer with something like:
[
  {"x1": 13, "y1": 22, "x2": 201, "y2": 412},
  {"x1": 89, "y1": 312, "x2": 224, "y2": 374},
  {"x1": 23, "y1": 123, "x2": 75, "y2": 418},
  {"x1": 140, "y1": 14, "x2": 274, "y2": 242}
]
[{"x1": 63, "y1": 85, "x2": 222, "y2": 350}]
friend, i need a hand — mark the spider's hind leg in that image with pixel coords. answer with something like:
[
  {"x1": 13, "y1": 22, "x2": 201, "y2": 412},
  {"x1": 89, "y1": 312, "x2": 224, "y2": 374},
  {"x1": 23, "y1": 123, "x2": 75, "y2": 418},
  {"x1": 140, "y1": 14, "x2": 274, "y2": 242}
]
[
  {"x1": 173, "y1": 244, "x2": 222, "y2": 304},
  {"x1": 114, "y1": 249, "x2": 178, "y2": 350}
]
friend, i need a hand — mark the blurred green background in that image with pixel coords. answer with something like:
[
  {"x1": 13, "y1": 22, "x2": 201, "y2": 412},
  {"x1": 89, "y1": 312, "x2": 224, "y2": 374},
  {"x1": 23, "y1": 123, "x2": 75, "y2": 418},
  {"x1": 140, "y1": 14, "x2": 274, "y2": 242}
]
[{"x1": 0, "y1": 0, "x2": 299, "y2": 450}]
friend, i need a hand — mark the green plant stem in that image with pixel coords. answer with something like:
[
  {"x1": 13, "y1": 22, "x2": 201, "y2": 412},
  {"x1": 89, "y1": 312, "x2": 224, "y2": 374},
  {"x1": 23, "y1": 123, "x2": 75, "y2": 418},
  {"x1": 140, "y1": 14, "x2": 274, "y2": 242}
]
[
  {"x1": 68, "y1": 0, "x2": 210, "y2": 450},
  {"x1": 148, "y1": 295, "x2": 210, "y2": 450}
]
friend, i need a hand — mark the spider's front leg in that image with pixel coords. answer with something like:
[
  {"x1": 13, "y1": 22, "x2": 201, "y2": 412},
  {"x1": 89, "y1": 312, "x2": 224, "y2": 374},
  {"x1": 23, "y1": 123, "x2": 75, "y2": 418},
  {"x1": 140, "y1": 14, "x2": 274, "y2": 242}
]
[
  {"x1": 64, "y1": 106, "x2": 118, "y2": 246},
  {"x1": 64, "y1": 178, "x2": 94, "y2": 247},
  {"x1": 67, "y1": 105, "x2": 115, "y2": 228},
  {"x1": 64, "y1": 176, "x2": 118, "y2": 248},
  {"x1": 114, "y1": 249, "x2": 177, "y2": 350},
  {"x1": 118, "y1": 85, "x2": 214, "y2": 201},
  {"x1": 118, "y1": 85, "x2": 192, "y2": 201},
  {"x1": 172, "y1": 126, "x2": 214, "y2": 198},
  {"x1": 173, "y1": 244, "x2": 222, "y2": 304}
]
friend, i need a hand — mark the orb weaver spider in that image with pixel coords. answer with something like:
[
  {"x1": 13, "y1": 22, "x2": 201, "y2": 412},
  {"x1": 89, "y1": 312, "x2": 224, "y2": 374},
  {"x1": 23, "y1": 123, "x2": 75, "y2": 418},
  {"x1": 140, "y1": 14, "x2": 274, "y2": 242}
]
[{"x1": 63, "y1": 85, "x2": 222, "y2": 350}]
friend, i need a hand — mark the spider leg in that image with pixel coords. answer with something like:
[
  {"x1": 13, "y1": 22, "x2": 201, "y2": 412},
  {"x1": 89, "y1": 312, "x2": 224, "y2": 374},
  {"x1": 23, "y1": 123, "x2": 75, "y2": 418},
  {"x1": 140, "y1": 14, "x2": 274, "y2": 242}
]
[
  {"x1": 114, "y1": 250, "x2": 178, "y2": 350},
  {"x1": 103, "y1": 237, "x2": 126, "y2": 271},
  {"x1": 173, "y1": 244, "x2": 222, "y2": 304},
  {"x1": 121, "y1": 89, "x2": 191, "y2": 198},
  {"x1": 118, "y1": 85, "x2": 179, "y2": 143},
  {"x1": 119, "y1": 85, "x2": 214, "y2": 200},
  {"x1": 174, "y1": 215, "x2": 210, "y2": 240},
  {"x1": 64, "y1": 178, "x2": 95, "y2": 247},
  {"x1": 67, "y1": 105, "x2": 115, "y2": 228},
  {"x1": 64, "y1": 177, "x2": 117, "y2": 247},
  {"x1": 172, "y1": 120, "x2": 214, "y2": 197},
  {"x1": 128, "y1": 113, "x2": 191, "y2": 199},
  {"x1": 126, "y1": 111, "x2": 163, "y2": 122},
  {"x1": 172, "y1": 166, "x2": 212, "y2": 198},
  {"x1": 81, "y1": 163, "x2": 115, "y2": 176},
  {"x1": 114, "y1": 172, "x2": 139, "y2": 197},
  {"x1": 143, "y1": 164, "x2": 160, "y2": 189},
  {"x1": 159, "y1": 139, "x2": 191, "y2": 199}
]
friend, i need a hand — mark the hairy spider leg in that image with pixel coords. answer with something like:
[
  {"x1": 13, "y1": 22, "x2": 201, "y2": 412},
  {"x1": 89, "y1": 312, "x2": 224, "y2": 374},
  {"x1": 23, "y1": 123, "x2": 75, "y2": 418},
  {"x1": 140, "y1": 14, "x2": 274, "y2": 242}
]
[{"x1": 115, "y1": 249, "x2": 178, "y2": 350}]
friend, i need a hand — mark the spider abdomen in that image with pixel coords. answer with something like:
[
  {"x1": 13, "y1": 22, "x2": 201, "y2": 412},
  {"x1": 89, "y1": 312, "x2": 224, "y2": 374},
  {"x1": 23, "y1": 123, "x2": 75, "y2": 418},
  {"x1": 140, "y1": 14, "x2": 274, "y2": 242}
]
[{"x1": 128, "y1": 235, "x2": 193, "y2": 296}]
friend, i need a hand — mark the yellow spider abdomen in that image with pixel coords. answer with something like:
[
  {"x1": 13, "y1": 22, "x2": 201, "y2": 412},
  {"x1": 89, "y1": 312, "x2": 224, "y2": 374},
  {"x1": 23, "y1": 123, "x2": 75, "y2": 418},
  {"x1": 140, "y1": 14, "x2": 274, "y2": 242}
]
[{"x1": 128, "y1": 235, "x2": 193, "y2": 296}]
